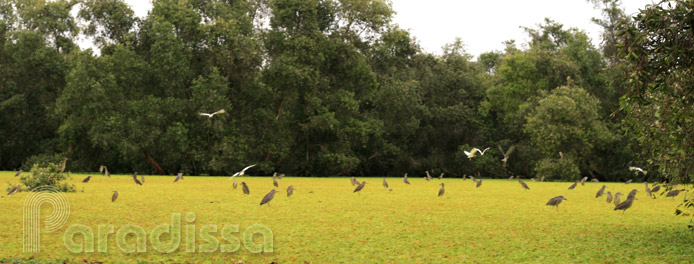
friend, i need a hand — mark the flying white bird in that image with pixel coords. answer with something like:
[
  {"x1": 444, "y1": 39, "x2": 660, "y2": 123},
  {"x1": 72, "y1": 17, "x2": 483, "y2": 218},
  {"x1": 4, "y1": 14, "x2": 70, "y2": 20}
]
[
  {"x1": 198, "y1": 109, "x2": 226, "y2": 118},
  {"x1": 628, "y1": 166, "x2": 647, "y2": 175},
  {"x1": 464, "y1": 147, "x2": 490, "y2": 159},
  {"x1": 230, "y1": 164, "x2": 256, "y2": 180},
  {"x1": 498, "y1": 145, "x2": 515, "y2": 167}
]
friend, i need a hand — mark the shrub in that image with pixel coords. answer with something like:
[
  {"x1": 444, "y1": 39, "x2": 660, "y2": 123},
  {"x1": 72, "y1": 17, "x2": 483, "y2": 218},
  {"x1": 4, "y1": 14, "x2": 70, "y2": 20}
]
[{"x1": 19, "y1": 163, "x2": 75, "y2": 192}]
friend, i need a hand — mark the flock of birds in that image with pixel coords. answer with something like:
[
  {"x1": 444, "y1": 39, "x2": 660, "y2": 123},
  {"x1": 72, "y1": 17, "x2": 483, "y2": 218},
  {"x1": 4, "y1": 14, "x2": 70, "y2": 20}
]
[{"x1": 4, "y1": 145, "x2": 690, "y2": 213}]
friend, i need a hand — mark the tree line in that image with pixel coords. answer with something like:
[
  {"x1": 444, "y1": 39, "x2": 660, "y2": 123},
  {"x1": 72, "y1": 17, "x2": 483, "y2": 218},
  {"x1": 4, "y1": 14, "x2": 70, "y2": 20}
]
[{"x1": 0, "y1": 0, "x2": 691, "y2": 183}]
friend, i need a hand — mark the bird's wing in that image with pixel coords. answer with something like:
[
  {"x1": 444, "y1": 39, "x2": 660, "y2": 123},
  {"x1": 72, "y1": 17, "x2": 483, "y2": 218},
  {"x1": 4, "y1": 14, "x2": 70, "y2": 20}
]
[
  {"x1": 241, "y1": 164, "x2": 256, "y2": 172},
  {"x1": 480, "y1": 147, "x2": 490, "y2": 155},
  {"x1": 505, "y1": 146, "x2": 515, "y2": 157},
  {"x1": 199, "y1": 112, "x2": 211, "y2": 117},
  {"x1": 213, "y1": 109, "x2": 226, "y2": 115}
]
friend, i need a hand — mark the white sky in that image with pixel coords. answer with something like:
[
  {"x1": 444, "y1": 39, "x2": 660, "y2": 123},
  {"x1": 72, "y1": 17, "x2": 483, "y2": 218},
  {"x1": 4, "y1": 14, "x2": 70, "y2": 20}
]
[{"x1": 115, "y1": 0, "x2": 655, "y2": 58}]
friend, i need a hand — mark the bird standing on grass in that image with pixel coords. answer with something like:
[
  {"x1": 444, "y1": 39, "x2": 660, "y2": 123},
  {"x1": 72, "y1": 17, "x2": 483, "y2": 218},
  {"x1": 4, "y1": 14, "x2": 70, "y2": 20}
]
[
  {"x1": 112, "y1": 191, "x2": 118, "y2": 202},
  {"x1": 241, "y1": 182, "x2": 250, "y2": 195},
  {"x1": 627, "y1": 189, "x2": 638, "y2": 200},
  {"x1": 273, "y1": 173, "x2": 279, "y2": 187},
  {"x1": 233, "y1": 178, "x2": 238, "y2": 189},
  {"x1": 132, "y1": 172, "x2": 142, "y2": 185},
  {"x1": 643, "y1": 182, "x2": 651, "y2": 197},
  {"x1": 625, "y1": 179, "x2": 632, "y2": 184},
  {"x1": 287, "y1": 185, "x2": 294, "y2": 198},
  {"x1": 82, "y1": 176, "x2": 91, "y2": 183},
  {"x1": 383, "y1": 178, "x2": 388, "y2": 188},
  {"x1": 613, "y1": 192, "x2": 622, "y2": 206},
  {"x1": 614, "y1": 197, "x2": 637, "y2": 214},
  {"x1": 666, "y1": 189, "x2": 686, "y2": 198},
  {"x1": 198, "y1": 109, "x2": 226, "y2": 118},
  {"x1": 439, "y1": 173, "x2": 444, "y2": 180},
  {"x1": 425, "y1": 171, "x2": 432, "y2": 181},
  {"x1": 260, "y1": 190, "x2": 278, "y2": 206},
  {"x1": 351, "y1": 176, "x2": 357, "y2": 186},
  {"x1": 403, "y1": 173, "x2": 410, "y2": 184},
  {"x1": 650, "y1": 185, "x2": 661, "y2": 195},
  {"x1": 476, "y1": 179, "x2": 482, "y2": 188},
  {"x1": 519, "y1": 178, "x2": 530, "y2": 190},
  {"x1": 568, "y1": 181, "x2": 577, "y2": 190},
  {"x1": 581, "y1": 177, "x2": 588, "y2": 186},
  {"x1": 546, "y1": 196, "x2": 567, "y2": 209},
  {"x1": 606, "y1": 191, "x2": 613, "y2": 203},
  {"x1": 354, "y1": 181, "x2": 367, "y2": 194},
  {"x1": 140, "y1": 175, "x2": 145, "y2": 184},
  {"x1": 7, "y1": 185, "x2": 20, "y2": 196},
  {"x1": 596, "y1": 185, "x2": 607, "y2": 198},
  {"x1": 14, "y1": 170, "x2": 21, "y2": 177},
  {"x1": 174, "y1": 173, "x2": 183, "y2": 183},
  {"x1": 438, "y1": 183, "x2": 445, "y2": 197}
]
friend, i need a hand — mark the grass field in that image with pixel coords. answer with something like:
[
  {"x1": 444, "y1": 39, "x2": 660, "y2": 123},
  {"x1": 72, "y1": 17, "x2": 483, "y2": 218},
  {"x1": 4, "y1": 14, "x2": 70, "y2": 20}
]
[{"x1": 1, "y1": 171, "x2": 693, "y2": 263}]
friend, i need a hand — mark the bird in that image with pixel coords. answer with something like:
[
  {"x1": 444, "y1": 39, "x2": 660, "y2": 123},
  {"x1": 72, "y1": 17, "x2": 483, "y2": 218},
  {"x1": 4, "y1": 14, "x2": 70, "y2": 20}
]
[
  {"x1": 498, "y1": 145, "x2": 515, "y2": 167},
  {"x1": 351, "y1": 176, "x2": 357, "y2": 186},
  {"x1": 591, "y1": 178, "x2": 600, "y2": 182},
  {"x1": 230, "y1": 164, "x2": 256, "y2": 180},
  {"x1": 650, "y1": 185, "x2": 661, "y2": 194},
  {"x1": 7, "y1": 185, "x2": 20, "y2": 195},
  {"x1": 402, "y1": 173, "x2": 410, "y2": 184},
  {"x1": 546, "y1": 196, "x2": 567, "y2": 209},
  {"x1": 476, "y1": 179, "x2": 482, "y2": 188},
  {"x1": 241, "y1": 182, "x2": 250, "y2": 195},
  {"x1": 568, "y1": 181, "x2": 577, "y2": 190},
  {"x1": 140, "y1": 175, "x2": 145, "y2": 184},
  {"x1": 132, "y1": 172, "x2": 142, "y2": 185},
  {"x1": 464, "y1": 147, "x2": 490, "y2": 159},
  {"x1": 354, "y1": 181, "x2": 367, "y2": 194},
  {"x1": 174, "y1": 172, "x2": 183, "y2": 183},
  {"x1": 111, "y1": 191, "x2": 118, "y2": 202},
  {"x1": 469, "y1": 175, "x2": 476, "y2": 181},
  {"x1": 613, "y1": 192, "x2": 623, "y2": 206},
  {"x1": 278, "y1": 173, "x2": 286, "y2": 179},
  {"x1": 425, "y1": 171, "x2": 432, "y2": 181},
  {"x1": 625, "y1": 179, "x2": 632, "y2": 184},
  {"x1": 82, "y1": 176, "x2": 91, "y2": 183},
  {"x1": 383, "y1": 178, "x2": 388, "y2": 188},
  {"x1": 518, "y1": 178, "x2": 530, "y2": 190},
  {"x1": 531, "y1": 178, "x2": 536, "y2": 182},
  {"x1": 665, "y1": 189, "x2": 686, "y2": 198},
  {"x1": 273, "y1": 173, "x2": 279, "y2": 187},
  {"x1": 540, "y1": 176, "x2": 545, "y2": 182},
  {"x1": 614, "y1": 197, "x2": 637, "y2": 214},
  {"x1": 287, "y1": 185, "x2": 294, "y2": 198},
  {"x1": 438, "y1": 183, "x2": 445, "y2": 197},
  {"x1": 595, "y1": 185, "x2": 607, "y2": 198},
  {"x1": 628, "y1": 166, "x2": 647, "y2": 175},
  {"x1": 354, "y1": 179, "x2": 361, "y2": 185},
  {"x1": 14, "y1": 170, "x2": 21, "y2": 177},
  {"x1": 439, "y1": 173, "x2": 444, "y2": 180},
  {"x1": 626, "y1": 189, "x2": 638, "y2": 200},
  {"x1": 198, "y1": 109, "x2": 226, "y2": 118},
  {"x1": 59, "y1": 157, "x2": 68, "y2": 172},
  {"x1": 606, "y1": 191, "x2": 613, "y2": 203},
  {"x1": 580, "y1": 177, "x2": 588, "y2": 185},
  {"x1": 508, "y1": 176, "x2": 514, "y2": 181},
  {"x1": 100, "y1": 165, "x2": 110, "y2": 177},
  {"x1": 259, "y1": 189, "x2": 279, "y2": 206},
  {"x1": 643, "y1": 182, "x2": 652, "y2": 197},
  {"x1": 233, "y1": 178, "x2": 238, "y2": 189}
]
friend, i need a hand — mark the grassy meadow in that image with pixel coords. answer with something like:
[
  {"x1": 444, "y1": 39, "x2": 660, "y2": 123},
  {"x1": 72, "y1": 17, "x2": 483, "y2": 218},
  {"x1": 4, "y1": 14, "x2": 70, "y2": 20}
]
[{"x1": 1, "y1": 171, "x2": 693, "y2": 263}]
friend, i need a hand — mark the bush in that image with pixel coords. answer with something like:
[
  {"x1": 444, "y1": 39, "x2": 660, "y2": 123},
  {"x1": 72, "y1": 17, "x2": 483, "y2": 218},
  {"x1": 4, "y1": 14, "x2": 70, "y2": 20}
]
[
  {"x1": 21, "y1": 153, "x2": 64, "y2": 171},
  {"x1": 20, "y1": 163, "x2": 75, "y2": 192},
  {"x1": 535, "y1": 158, "x2": 580, "y2": 181}
]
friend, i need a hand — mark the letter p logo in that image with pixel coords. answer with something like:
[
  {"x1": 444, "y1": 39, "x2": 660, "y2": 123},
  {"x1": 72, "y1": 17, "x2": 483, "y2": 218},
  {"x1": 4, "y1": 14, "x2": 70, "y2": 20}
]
[{"x1": 23, "y1": 186, "x2": 70, "y2": 252}]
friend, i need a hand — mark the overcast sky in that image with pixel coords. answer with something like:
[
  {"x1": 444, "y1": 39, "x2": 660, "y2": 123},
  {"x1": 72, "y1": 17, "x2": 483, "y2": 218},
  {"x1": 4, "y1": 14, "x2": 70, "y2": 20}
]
[{"x1": 116, "y1": 0, "x2": 655, "y2": 58}]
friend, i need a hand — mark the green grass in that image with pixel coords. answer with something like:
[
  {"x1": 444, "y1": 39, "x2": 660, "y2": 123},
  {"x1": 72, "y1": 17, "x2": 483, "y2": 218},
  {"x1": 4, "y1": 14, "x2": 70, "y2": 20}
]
[{"x1": 1, "y1": 172, "x2": 693, "y2": 263}]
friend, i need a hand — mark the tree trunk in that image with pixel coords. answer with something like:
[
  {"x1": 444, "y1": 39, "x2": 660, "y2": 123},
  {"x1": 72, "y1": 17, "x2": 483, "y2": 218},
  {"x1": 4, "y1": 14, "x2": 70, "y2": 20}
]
[{"x1": 144, "y1": 152, "x2": 165, "y2": 175}]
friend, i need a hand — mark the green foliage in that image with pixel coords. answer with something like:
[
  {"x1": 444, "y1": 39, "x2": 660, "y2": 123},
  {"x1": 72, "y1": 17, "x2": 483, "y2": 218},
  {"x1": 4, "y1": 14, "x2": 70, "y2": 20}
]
[
  {"x1": 534, "y1": 157, "x2": 580, "y2": 181},
  {"x1": 20, "y1": 163, "x2": 75, "y2": 192}
]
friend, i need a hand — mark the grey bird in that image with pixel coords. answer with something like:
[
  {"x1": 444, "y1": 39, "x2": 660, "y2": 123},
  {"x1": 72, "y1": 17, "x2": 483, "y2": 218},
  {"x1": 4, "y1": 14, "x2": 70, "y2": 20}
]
[
  {"x1": 102, "y1": 166, "x2": 110, "y2": 177},
  {"x1": 233, "y1": 178, "x2": 238, "y2": 189},
  {"x1": 643, "y1": 182, "x2": 651, "y2": 197},
  {"x1": 287, "y1": 185, "x2": 294, "y2": 198},
  {"x1": 260, "y1": 189, "x2": 278, "y2": 206},
  {"x1": 59, "y1": 157, "x2": 68, "y2": 172},
  {"x1": 241, "y1": 182, "x2": 250, "y2": 195},
  {"x1": 133, "y1": 172, "x2": 142, "y2": 185},
  {"x1": 403, "y1": 173, "x2": 410, "y2": 184},
  {"x1": 591, "y1": 178, "x2": 600, "y2": 182},
  {"x1": 438, "y1": 183, "x2": 445, "y2": 197},
  {"x1": 531, "y1": 178, "x2": 536, "y2": 182},
  {"x1": 508, "y1": 176, "x2": 514, "y2": 181},
  {"x1": 568, "y1": 181, "x2": 577, "y2": 190},
  {"x1": 606, "y1": 191, "x2": 613, "y2": 203},
  {"x1": 476, "y1": 179, "x2": 482, "y2": 188},
  {"x1": 354, "y1": 179, "x2": 361, "y2": 185},
  {"x1": 518, "y1": 178, "x2": 530, "y2": 190},
  {"x1": 7, "y1": 185, "x2": 20, "y2": 195},
  {"x1": 613, "y1": 192, "x2": 623, "y2": 206},
  {"x1": 650, "y1": 185, "x2": 661, "y2": 194},
  {"x1": 540, "y1": 176, "x2": 545, "y2": 182},
  {"x1": 354, "y1": 181, "x2": 367, "y2": 194},
  {"x1": 278, "y1": 173, "x2": 285, "y2": 179},
  {"x1": 174, "y1": 172, "x2": 183, "y2": 183},
  {"x1": 595, "y1": 185, "x2": 607, "y2": 198},
  {"x1": 469, "y1": 176, "x2": 476, "y2": 182},
  {"x1": 273, "y1": 173, "x2": 279, "y2": 187},
  {"x1": 665, "y1": 189, "x2": 686, "y2": 198},
  {"x1": 439, "y1": 173, "x2": 444, "y2": 180},
  {"x1": 581, "y1": 176, "x2": 588, "y2": 185},
  {"x1": 82, "y1": 176, "x2": 91, "y2": 183},
  {"x1": 425, "y1": 171, "x2": 432, "y2": 181},
  {"x1": 546, "y1": 196, "x2": 567, "y2": 209},
  {"x1": 14, "y1": 170, "x2": 21, "y2": 177},
  {"x1": 351, "y1": 176, "x2": 357, "y2": 186},
  {"x1": 383, "y1": 178, "x2": 388, "y2": 188},
  {"x1": 140, "y1": 175, "x2": 145, "y2": 184},
  {"x1": 614, "y1": 197, "x2": 637, "y2": 214},
  {"x1": 625, "y1": 179, "x2": 632, "y2": 184},
  {"x1": 626, "y1": 189, "x2": 638, "y2": 200},
  {"x1": 111, "y1": 191, "x2": 118, "y2": 202}
]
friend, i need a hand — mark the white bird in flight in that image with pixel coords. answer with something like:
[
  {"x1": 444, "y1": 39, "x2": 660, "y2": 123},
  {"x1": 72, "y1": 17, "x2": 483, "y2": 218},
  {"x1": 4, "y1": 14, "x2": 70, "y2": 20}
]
[
  {"x1": 199, "y1": 109, "x2": 226, "y2": 118},
  {"x1": 230, "y1": 164, "x2": 256, "y2": 180},
  {"x1": 628, "y1": 166, "x2": 647, "y2": 175},
  {"x1": 464, "y1": 147, "x2": 490, "y2": 160}
]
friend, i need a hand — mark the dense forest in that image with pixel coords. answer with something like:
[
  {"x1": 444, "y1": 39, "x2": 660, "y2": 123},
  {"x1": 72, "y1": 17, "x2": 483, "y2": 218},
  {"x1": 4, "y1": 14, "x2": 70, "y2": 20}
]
[{"x1": 0, "y1": 0, "x2": 692, "y2": 182}]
